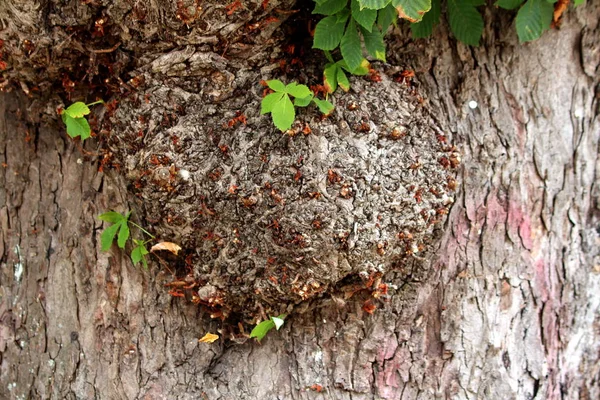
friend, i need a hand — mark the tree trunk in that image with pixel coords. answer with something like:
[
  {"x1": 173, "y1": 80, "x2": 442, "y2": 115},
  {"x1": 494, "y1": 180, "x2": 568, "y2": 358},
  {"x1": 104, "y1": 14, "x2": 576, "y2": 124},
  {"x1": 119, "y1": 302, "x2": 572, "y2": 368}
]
[{"x1": 1, "y1": 1, "x2": 599, "y2": 399}]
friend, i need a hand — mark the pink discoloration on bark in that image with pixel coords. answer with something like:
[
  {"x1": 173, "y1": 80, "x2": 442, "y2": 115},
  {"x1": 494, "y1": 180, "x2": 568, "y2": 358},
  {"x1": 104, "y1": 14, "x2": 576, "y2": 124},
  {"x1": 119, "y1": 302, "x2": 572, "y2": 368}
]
[
  {"x1": 485, "y1": 192, "x2": 508, "y2": 229},
  {"x1": 376, "y1": 342, "x2": 411, "y2": 399},
  {"x1": 508, "y1": 200, "x2": 533, "y2": 250}
]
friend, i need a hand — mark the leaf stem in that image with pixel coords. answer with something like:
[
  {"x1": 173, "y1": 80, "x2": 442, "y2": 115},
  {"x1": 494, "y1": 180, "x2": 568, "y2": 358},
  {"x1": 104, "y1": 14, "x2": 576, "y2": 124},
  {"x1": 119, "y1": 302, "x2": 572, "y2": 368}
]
[
  {"x1": 130, "y1": 221, "x2": 155, "y2": 239},
  {"x1": 86, "y1": 100, "x2": 105, "y2": 107}
]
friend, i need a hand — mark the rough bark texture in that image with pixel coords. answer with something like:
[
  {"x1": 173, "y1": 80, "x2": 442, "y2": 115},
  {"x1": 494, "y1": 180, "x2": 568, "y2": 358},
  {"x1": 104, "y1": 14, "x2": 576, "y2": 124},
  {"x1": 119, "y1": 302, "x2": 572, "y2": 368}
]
[{"x1": 1, "y1": 1, "x2": 599, "y2": 400}]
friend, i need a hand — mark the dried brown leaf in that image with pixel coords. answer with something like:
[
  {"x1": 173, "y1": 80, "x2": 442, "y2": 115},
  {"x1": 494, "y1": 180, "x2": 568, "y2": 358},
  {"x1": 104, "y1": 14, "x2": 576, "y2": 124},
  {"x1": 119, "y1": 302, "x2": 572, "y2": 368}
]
[
  {"x1": 199, "y1": 333, "x2": 219, "y2": 343},
  {"x1": 150, "y1": 241, "x2": 182, "y2": 255}
]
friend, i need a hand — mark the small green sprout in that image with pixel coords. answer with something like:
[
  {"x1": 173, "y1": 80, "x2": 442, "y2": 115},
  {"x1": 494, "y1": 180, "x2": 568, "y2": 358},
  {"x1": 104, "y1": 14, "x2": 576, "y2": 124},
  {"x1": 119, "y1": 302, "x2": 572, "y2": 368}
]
[
  {"x1": 98, "y1": 211, "x2": 154, "y2": 268},
  {"x1": 261, "y1": 80, "x2": 333, "y2": 131},
  {"x1": 61, "y1": 100, "x2": 104, "y2": 141},
  {"x1": 249, "y1": 314, "x2": 286, "y2": 342}
]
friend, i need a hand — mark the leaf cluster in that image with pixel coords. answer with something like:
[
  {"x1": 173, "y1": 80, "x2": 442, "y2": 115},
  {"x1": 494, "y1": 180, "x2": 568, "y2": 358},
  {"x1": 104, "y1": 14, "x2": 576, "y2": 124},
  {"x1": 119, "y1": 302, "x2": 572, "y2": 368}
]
[
  {"x1": 61, "y1": 100, "x2": 103, "y2": 141},
  {"x1": 261, "y1": 80, "x2": 333, "y2": 131},
  {"x1": 249, "y1": 314, "x2": 286, "y2": 342},
  {"x1": 98, "y1": 211, "x2": 153, "y2": 268}
]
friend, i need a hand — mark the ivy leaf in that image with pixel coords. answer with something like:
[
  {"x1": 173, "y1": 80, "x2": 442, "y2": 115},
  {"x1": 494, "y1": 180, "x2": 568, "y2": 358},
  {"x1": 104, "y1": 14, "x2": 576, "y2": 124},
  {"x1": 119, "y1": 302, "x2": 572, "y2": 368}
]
[
  {"x1": 516, "y1": 0, "x2": 553, "y2": 43},
  {"x1": 361, "y1": 26, "x2": 386, "y2": 61},
  {"x1": 341, "y1": 18, "x2": 363, "y2": 72},
  {"x1": 267, "y1": 79, "x2": 286, "y2": 92},
  {"x1": 261, "y1": 92, "x2": 285, "y2": 114},
  {"x1": 285, "y1": 82, "x2": 312, "y2": 99},
  {"x1": 313, "y1": 12, "x2": 350, "y2": 50},
  {"x1": 359, "y1": 0, "x2": 393, "y2": 9},
  {"x1": 313, "y1": 0, "x2": 348, "y2": 15},
  {"x1": 393, "y1": 0, "x2": 431, "y2": 23},
  {"x1": 64, "y1": 114, "x2": 91, "y2": 140},
  {"x1": 324, "y1": 63, "x2": 339, "y2": 93},
  {"x1": 447, "y1": 0, "x2": 485, "y2": 46},
  {"x1": 314, "y1": 98, "x2": 335, "y2": 115},
  {"x1": 271, "y1": 94, "x2": 295, "y2": 131},
  {"x1": 100, "y1": 223, "x2": 121, "y2": 252},
  {"x1": 337, "y1": 68, "x2": 350, "y2": 91},
  {"x1": 294, "y1": 93, "x2": 314, "y2": 107},
  {"x1": 495, "y1": 0, "x2": 524, "y2": 9},
  {"x1": 351, "y1": 0, "x2": 378, "y2": 32},
  {"x1": 411, "y1": 0, "x2": 441, "y2": 38}
]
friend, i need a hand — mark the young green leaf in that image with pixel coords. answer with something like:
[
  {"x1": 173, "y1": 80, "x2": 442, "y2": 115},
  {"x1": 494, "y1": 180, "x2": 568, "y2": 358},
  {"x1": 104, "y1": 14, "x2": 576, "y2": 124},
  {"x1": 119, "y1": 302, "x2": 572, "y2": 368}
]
[
  {"x1": 117, "y1": 221, "x2": 130, "y2": 249},
  {"x1": 515, "y1": 0, "x2": 553, "y2": 43},
  {"x1": 313, "y1": 0, "x2": 348, "y2": 15},
  {"x1": 495, "y1": 0, "x2": 524, "y2": 9},
  {"x1": 250, "y1": 319, "x2": 276, "y2": 341},
  {"x1": 361, "y1": 26, "x2": 387, "y2": 61},
  {"x1": 447, "y1": 0, "x2": 485, "y2": 46},
  {"x1": 294, "y1": 93, "x2": 314, "y2": 107},
  {"x1": 64, "y1": 102, "x2": 91, "y2": 119},
  {"x1": 261, "y1": 92, "x2": 285, "y2": 114},
  {"x1": 351, "y1": 0, "x2": 378, "y2": 32},
  {"x1": 411, "y1": 0, "x2": 441, "y2": 38},
  {"x1": 64, "y1": 114, "x2": 92, "y2": 140},
  {"x1": 573, "y1": 0, "x2": 585, "y2": 6},
  {"x1": 285, "y1": 82, "x2": 312, "y2": 99},
  {"x1": 392, "y1": 0, "x2": 431, "y2": 23},
  {"x1": 267, "y1": 79, "x2": 286, "y2": 92},
  {"x1": 314, "y1": 98, "x2": 335, "y2": 115},
  {"x1": 100, "y1": 223, "x2": 121, "y2": 252},
  {"x1": 131, "y1": 240, "x2": 150, "y2": 268},
  {"x1": 359, "y1": 0, "x2": 393, "y2": 9},
  {"x1": 377, "y1": 3, "x2": 398, "y2": 32},
  {"x1": 98, "y1": 211, "x2": 126, "y2": 224},
  {"x1": 324, "y1": 63, "x2": 339, "y2": 93},
  {"x1": 340, "y1": 19, "x2": 363, "y2": 72},
  {"x1": 271, "y1": 94, "x2": 295, "y2": 131},
  {"x1": 337, "y1": 68, "x2": 351, "y2": 91},
  {"x1": 313, "y1": 13, "x2": 350, "y2": 50}
]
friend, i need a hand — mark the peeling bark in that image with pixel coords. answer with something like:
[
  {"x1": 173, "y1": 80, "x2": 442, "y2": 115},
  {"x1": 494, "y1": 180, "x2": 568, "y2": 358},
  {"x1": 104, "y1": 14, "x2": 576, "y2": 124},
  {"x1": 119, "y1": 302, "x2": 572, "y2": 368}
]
[{"x1": 0, "y1": 1, "x2": 599, "y2": 400}]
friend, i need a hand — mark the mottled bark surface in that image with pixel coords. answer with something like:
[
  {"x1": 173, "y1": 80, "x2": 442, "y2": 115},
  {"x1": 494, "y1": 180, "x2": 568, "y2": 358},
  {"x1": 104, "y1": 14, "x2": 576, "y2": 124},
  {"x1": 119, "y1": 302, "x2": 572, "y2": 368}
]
[{"x1": 1, "y1": 2, "x2": 599, "y2": 400}]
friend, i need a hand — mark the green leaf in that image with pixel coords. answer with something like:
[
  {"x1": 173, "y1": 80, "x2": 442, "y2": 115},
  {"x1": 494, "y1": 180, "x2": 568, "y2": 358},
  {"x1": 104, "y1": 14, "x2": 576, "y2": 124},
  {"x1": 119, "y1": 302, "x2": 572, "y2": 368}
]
[
  {"x1": 250, "y1": 319, "x2": 276, "y2": 341},
  {"x1": 573, "y1": 0, "x2": 585, "y2": 6},
  {"x1": 392, "y1": 0, "x2": 431, "y2": 23},
  {"x1": 294, "y1": 93, "x2": 314, "y2": 107},
  {"x1": 285, "y1": 82, "x2": 312, "y2": 99},
  {"x1": 351, "y1": 0, "x2": 378, "y2": 32},
  {"x1": 98, "y1": 211, "x2": 126, "y2": 224},
  {"x1": 324, "y1": 63, "x2": 339, "y2": 93},
  {"x1": 411, "y1": 0, "x2": 440, "y2": 38},
  {"x1": 361, "y1": 26, "x2": 386, "y2": 61},
  {"x1": 314, "y1": 98, "x2": 335, "y2": 115},
  {"x1": 64, "y1": 114, "x2": 92, "y2": 140},
  {"x1": 100, "y1": 223, "x2": 121, "y2": 252},
  {"x1": 267, "y1": 79, "x2": 286, "y2": 92},
  {"x1": 117, "y1": 221, "x2": 130, "y2": 249},
  {"x1": 271, "y1": 94, "x2": 295, "y2": 131},
  {"x1": 337, "y1": 68, "x2": 350, "y2": 91},
  {"x1": 495, "y1": 0, "x2": 524, "y2": 9},
  {"x1": 516, "y1": 0, "x2": 553, "y2": 43},
  {"x1": 341, "y1": 19, "x2": 363, "y2": 72},
  {"x1": 64, "y1": 102, "x2": 90, "y2": 118},
  {"x1": 131, "y1": 246, "x2": 143, "y2": 264},
  {"x1": 377, "y1": 3, "x2": 397, "y2": 32},
  {"x1": 261, "y1": 92, "x2": 285, "y2": 114},
  {"x1": 359, "y1": 0, "x2": 392, "y2": 9},
  {"x1": 313, "y1": 13, "x2": 350, "y2": 50},
  {"x1": 338, "y1": 58, "x2": 370, "y2": 75},
  {"x1": 313, "y1": 0, "x2": 349, "y2": 15},
  {"x1": 447, "y1": 0, "x2": 485, "y2": 46}
]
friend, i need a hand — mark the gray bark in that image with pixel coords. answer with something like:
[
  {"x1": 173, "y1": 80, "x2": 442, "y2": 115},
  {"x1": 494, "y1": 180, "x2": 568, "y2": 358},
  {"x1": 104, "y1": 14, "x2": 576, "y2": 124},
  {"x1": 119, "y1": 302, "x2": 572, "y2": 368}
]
[{"x1": 0, "y1": 1, "x2": 599, "y2": 399}]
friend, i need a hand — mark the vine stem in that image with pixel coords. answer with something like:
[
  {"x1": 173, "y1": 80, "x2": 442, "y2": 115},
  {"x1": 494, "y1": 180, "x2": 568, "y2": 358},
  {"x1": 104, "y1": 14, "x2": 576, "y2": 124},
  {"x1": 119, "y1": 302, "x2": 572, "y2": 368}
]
[{"x1": 86, "y1": 100, "x2": 105, "y2": 107}]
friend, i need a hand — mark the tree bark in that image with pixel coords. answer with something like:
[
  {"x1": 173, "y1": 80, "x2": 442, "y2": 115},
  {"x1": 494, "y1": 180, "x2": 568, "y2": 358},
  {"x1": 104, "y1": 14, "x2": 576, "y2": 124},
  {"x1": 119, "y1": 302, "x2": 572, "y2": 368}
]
[{"x1": 1, "y1": 1, "x2": 599, "y2": 400}]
